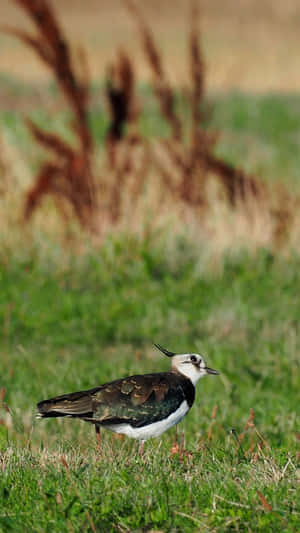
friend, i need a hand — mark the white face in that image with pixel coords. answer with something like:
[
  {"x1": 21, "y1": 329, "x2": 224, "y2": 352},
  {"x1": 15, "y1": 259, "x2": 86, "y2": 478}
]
[{"x1": 171, "y1": 353, "x2": 218, "y2": 385}]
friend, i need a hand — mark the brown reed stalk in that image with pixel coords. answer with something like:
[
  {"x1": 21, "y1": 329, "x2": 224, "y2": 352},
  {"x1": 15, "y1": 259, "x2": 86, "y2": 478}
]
[
  {"x1": 128, "y1": 139, "x2": 151, "y2": 200},
  {"x1": 105, "y1": 50, "x2": 137, "y2": 166},
  {"x1": 2, "y1": 0, "x2": 96, "y2": 227},
  {"x1": 125, "y1": 0, "x2": 208, "y2": 206},
  {"x1": 124, "y1": 0, "x2": 182, "y2": 141},
  {"x1": 125, "y1": 0, "x2": 267, "y2": 210},
  {"x1": 189, "y1": 0, "x2": 205, "y2": 145},
  {"x1": 108, "y1": 154, "x2": 129, "y2": 223},
  {"x1": 163, "y1": 140, "x2": 207, "y2": 207},
  {"x1": 204, "y1": 153, "x2": 264, "y2": 205},
  {"x1": 0, "y1": 387, "x2": 10, "y2": 414},
  {"x1": 257, "y1": 491, "x2": 273, "y2": 512},
  {"x1": 187, "y1": 1, "x2": 265, "y2": 205},
  {"x1": 207, "y1": 404, "x2": 218, "y2": 441},
  {"x1": 104, "y1": 49, "x2": 151, "y2": 223},
  {"x1": 238, "y1": 408, "x2": 255, "y2": 444}
]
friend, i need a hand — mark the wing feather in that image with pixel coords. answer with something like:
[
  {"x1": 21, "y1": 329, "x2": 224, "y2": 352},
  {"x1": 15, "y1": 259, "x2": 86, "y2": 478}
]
[
  {"x1": 37, "y1": 372, "x2": 192, "y2": 427},
  {"x1": 91, "y1": 373, "x2": 186, "y2": 427}
]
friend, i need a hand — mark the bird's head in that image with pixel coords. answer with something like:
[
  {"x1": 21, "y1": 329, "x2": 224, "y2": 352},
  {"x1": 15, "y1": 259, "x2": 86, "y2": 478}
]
[{"x1": 154, "y1": 343, "x2": 219, "y2": 385}]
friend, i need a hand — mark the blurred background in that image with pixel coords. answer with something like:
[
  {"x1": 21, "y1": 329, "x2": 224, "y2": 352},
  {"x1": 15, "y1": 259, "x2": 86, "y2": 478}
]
[
  {"x1": 1, "y1": 0, "x2": 300, "y2": 250},
  {"x1": 0, "y1": 3, "x2": 299, "y2": 530},
  {"x1": 1, "y1": 0, "x2": 300, "y2": 91}
]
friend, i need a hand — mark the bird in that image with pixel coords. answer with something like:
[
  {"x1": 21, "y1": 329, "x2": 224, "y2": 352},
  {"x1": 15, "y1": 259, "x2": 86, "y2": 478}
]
[{"x1": 36, "y1": 344, "x2": 219, "y2": 454}]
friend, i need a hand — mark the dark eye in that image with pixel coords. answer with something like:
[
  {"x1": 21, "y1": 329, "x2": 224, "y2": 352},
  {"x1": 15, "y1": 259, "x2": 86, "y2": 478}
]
[{"x1": 190, "y1": 355, "x2": 197, "y2": 363}]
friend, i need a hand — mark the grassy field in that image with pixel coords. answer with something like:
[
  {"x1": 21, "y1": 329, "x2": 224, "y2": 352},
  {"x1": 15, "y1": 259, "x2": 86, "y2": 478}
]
[
  {"x1": 0, "y1": 75, "x2": 300, "y2": 531},
  {"x1": 0, "y1": 239, "x2": 300, "y2": 531}
]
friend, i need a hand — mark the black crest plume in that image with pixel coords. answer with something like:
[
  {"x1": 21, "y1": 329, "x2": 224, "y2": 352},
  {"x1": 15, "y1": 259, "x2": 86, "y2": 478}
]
[{"x1": 154, "y1": 343, "x2": 176, "y2": 357}]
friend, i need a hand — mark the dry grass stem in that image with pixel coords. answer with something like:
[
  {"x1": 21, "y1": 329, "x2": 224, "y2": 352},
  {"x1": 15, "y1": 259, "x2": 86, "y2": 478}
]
[
  {"x1": 2, "y1": 0, "x2": 96, "y2": 228},
  {"x1": 0, "y1": 0, "x2": 298, "y2": 252}
]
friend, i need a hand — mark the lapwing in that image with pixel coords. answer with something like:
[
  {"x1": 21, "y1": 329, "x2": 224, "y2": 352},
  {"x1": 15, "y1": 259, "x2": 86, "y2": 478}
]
[{"x1": 36, "y1": 344, "x2": 219, "y2": 453}]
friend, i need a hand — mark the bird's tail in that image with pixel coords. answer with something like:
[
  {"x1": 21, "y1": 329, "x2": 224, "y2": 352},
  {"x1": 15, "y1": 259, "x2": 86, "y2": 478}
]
[{"x1": 36, "y1": 389, "x2": 95, "y2": 419}]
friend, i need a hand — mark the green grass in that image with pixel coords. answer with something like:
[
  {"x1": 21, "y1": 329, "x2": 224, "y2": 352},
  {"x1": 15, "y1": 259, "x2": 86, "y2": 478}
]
[
  {"x1": 0, "y1": 78, "x2": 300, "y2": 531},
  {"x1": 0, "y1": 240, "x2": 299, "y2": 532},
  {"x1": 210, "y1": 92, "x2": 300, "y2": 185}
]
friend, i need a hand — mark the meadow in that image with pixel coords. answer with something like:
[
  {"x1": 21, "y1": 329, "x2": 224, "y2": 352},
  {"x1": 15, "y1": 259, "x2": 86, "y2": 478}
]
[
  {"x1": 0, "y1": 1, "x2": 299, "y2": 529},
  {"x1": 0, "y1": 84, "x2": 299, "y2": 531}
]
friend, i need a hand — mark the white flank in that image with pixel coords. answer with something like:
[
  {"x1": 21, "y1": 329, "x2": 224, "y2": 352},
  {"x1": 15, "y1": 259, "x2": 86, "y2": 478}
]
[{"x1": 106, "y1": 400, "x2": 190, "y2": 441}]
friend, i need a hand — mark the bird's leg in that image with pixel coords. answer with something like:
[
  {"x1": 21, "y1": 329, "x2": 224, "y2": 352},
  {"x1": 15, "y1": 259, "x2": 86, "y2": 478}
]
[
  {"x1": 95, "y1": 424, "x2": 101, "y2": 451},
  {"x1": 138, "y1": 440, "x2": 145, "y2": 457}
]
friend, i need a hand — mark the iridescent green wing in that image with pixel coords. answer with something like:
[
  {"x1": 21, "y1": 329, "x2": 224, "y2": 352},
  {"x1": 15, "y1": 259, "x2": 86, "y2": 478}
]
[{"x1": 89, "y1": 373, "x2": 186, "y2": 427}]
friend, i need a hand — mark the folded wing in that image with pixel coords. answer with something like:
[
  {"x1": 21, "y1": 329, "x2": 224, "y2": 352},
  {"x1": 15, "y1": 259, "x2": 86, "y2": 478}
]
[{"x1": 37, "y1": 373, "x2": 187, "y2": 427}]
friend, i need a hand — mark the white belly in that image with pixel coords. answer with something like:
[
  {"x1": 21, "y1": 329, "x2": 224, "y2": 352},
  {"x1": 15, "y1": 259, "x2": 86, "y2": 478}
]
[{"x1": 106, "y1": 400, "x2": 190, "y2": 441}]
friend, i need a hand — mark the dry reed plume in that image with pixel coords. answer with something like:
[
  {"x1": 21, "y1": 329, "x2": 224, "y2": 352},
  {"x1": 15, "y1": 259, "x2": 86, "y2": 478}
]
[
  {"x1": 125, "y1": 0, "x2": 265, "y2": 208},
  {"x1": 124, "y1": 0, "x2": 182, "y2": 142},
  {"x1": 0, "y1": 0, "x2": 297, "y2": 249},
  {"x1": 105, "y1": 50, "x2": 137, "y2": 155},
  {"x1": 1, "y1": 0, "x2": 96, "y2": 228}
]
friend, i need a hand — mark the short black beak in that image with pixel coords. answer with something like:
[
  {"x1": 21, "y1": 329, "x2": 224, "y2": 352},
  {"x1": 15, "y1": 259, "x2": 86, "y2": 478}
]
[{"x1": 205, "y1": 367, "x2": 219, "y2": 375}]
